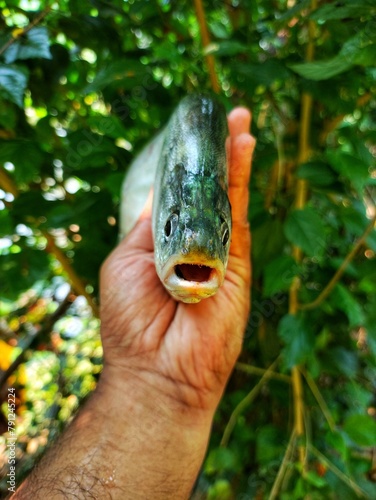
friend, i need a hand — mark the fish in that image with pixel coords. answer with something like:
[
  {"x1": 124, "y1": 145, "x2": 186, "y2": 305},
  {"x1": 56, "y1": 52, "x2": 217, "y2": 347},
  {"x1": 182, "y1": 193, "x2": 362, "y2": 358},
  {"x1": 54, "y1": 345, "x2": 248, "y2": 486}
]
[{"x1": 119, "y1": 94, "x2": 231, "y2": 303}]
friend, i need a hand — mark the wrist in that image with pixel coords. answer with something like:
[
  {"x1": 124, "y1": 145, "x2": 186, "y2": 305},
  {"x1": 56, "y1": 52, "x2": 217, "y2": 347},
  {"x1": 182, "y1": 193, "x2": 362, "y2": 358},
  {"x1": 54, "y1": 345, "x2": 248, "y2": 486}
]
[{"x1": 98, "y1": 364, "x2": 214, "y2": 431}]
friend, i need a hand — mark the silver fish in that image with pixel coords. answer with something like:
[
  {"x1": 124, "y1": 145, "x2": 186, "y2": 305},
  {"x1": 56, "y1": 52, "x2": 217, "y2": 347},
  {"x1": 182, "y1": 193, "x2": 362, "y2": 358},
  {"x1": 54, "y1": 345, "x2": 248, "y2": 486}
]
[{"x1": 120, "y1": 94, "x2": 231, "y2": 303}]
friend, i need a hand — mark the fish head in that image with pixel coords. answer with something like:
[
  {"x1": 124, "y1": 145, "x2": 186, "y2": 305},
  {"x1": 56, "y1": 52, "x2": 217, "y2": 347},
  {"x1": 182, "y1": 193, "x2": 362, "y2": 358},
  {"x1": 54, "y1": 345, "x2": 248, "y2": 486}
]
[{"x1": 154, "y1": 173, "x2": 231, "y2": 303}]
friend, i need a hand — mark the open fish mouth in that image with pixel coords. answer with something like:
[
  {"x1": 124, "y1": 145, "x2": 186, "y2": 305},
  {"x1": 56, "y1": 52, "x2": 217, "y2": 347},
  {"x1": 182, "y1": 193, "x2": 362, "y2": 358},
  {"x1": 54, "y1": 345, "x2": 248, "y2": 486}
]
[
  {"x1": 174, "y1": 264, "x2": 214, "y2": 283},
  {"x1": 160, "y1": 256, "x2": 225, "y2": 303}
]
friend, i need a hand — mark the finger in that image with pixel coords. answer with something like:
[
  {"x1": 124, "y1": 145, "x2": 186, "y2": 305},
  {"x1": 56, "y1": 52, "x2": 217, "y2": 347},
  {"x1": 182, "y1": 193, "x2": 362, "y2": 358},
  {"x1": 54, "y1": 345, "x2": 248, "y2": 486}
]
[
  {"x1": 228, "y1": 107, "x2": 251, "y2": 139},
  {"x1": 228, "y1": 131, "x2": 256, "y2": 258}
]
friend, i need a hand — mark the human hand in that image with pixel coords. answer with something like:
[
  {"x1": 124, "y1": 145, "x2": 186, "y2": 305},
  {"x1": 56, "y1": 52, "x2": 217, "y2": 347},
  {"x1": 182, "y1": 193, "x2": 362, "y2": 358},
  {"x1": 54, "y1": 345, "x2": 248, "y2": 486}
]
[{"x1": 100, "y1": 108, "x2": 255, "y2": 418}]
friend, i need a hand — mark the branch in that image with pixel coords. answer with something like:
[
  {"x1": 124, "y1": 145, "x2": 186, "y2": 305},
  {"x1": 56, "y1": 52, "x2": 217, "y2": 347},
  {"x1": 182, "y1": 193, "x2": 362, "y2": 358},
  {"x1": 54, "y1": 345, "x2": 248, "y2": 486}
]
[
  {"x1": 268, "y1": 430, "x2": 296, "y2": 500},
  {"x1": 193, "y1": 0, "x2": 220, "y2": 93},
  {"x1": 0, "y1": 4, "x2": 53, "y2": 57},
  {"x1": 299, "y1": 213, "x2": 376, "y2": 311},
  {"x1": 220, "y1": 358, "x2": 279, "y2": 447},
  {"x1": 235, "y1": 361, "x2": 291, "y2": 383},
  {"x1": 0, "y1": 167, "x2": 99, "y2": 317},
  {"x1": 300, "y1": 368, "x2": 335, "y2": 431},
  {"x1": 288, "y1": 0, "x2": 317, "y2": 468},
  {"x1": 308, "y1": 444, "x2": 369, "y2": 498},
  {"x1": 0, "y1": 291, "x2": 73, "y2": 389}
]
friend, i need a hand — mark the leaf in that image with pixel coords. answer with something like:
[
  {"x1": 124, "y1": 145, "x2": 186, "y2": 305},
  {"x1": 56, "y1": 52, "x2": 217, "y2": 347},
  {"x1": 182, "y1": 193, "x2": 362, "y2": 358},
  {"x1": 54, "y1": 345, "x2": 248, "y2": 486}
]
[
  {"x1": 205, "y1": 40, "x2": 248, "y2": 57},
  {"x1": 255, "y1": 425, "x2": 285, "y2": 464},
  {"x1": 263, "y1": 255, "x2": 297, "y2": 297},
  {"x1": 0, "y1": 208, "x2": 13, "y2": 236},
  {"x1": 325, "y1": 347, "x2": 359, "y2": 378},
  {"x1": 327, "y1": 151, "x2": 370, "y2": 192},
  {"x1": 344, "y1": 414, "x2": 376, "y2": 447},
  {"x1": 311, "y1": 1, "x2": 376, "y2": 21},
  {"x1": 12, "y1": 192, "x2": 52, "y2": 220},
  {"x1": 87, "y1": 115, "x2": 128, "y2": 140},
  {"x1": 278, "y1": 314, "x2": 315, "y2": 369},
  {"x1": 289, "y1": 56, "x2": 352, "y2": 81},
  {"x1": 0, "y1": 140, "x2": 44, "y2": 182},
  {"x1": 84, "y1": 60, "x2": 146, "y2": 93},
  {"x1": 330, "y1": 284, "x2": 365, "y2": 327},
  {"x1": 4, "y1": 27, "x2": 52, "y2": 64},
  {"x1": 252, "y1": 218, "x2": 286, "y2": 277},
  {"x1": 204, "y1": 448, "x2": 239, "y2": 475},
  {"x1": 65, "y1": 130, "x2": 118, "y2": 169},
  {"x1": 284, "y1": 207, "x2": 327, "y2": 257},
  {"x1": 296, "y1": 162, "x2": 337, "y2": 186},
  {"x1": 0, "y1": 247, "x2": 50, "y2": 300},
  {"x1": 0, "y1": 64, "x2": 28, "y2": 107},
  {"x1": 231, "y1": 59, "x2": 291, "y2": 87}
]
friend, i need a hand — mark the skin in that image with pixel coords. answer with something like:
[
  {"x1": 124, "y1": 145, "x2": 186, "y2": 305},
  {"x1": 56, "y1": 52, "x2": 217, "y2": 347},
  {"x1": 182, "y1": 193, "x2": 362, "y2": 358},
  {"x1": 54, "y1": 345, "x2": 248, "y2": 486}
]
[{"x1": 14, "y1": 107, "x2": 255, "y2": 499}]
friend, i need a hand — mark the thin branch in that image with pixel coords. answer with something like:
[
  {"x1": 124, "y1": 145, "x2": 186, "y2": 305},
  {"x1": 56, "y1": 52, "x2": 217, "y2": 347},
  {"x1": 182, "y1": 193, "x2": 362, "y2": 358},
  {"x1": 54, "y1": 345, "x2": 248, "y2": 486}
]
[
  {"x1": 235, "y1": 361, "x2": 291, "y2": 383},
  {"x1": 300, "y1": 368, "x2": 335, "y2": 431},
  {"x1": 0, "y1": 167, "x2": 99, "y2": 317},
  {"x1": 268, "y1": 430, "x2": 296, "y2": 500},
  {"x1": 299, "y1": 214, "x2": 376, "y2": 311},
  {"x1": 220, "y1": 358, "x2": 279, "y2": 448},
  {"x1": 0, "y1": 4, "x2": 53, "y2": 57},
  {"x1": 309, "y1": 444, "x2": 369, "y2": 498},
  {"x1": 193, "y1": 0, "x2": 220, "y2": 93},
  {"x1": 288, "y1": 0, "x2": 317, "y2": 467},
  {"x1": 0, "y1": 291, "x2": 73, "y2": 389}
]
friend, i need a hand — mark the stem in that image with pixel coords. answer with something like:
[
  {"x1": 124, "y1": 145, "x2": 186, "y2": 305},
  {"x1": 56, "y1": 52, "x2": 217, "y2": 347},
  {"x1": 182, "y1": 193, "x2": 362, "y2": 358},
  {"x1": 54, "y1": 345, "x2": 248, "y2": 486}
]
[
  {"x1": 268, "y1": 430, "x2": 296, "y2": 500},
  {"x1": 235, "y1": 361, "x2": 291, "y2": 383},
  {"x1": 193, "y1": 0, "x2": 220, "y2": 93},
  {"x1": 0, "y1": 291, "x2": 73, "y2": 389},
  {"x1": 0, "y1": 167, "x2": 99, "y2": 317},
  {"x1": 0, "y1": 5, "x2": 53, "y2": 57},
  {"x1": 300, "y1": 368, "x2": 335, "y2": 431},
  {"x1": 299, "y1": 214, "x2": 376, "y2": 311},
  {"x1": 309, "y1": 444, "x2": 368, "y2": 498},
  {"x1": 221, "y1": 358, "x2": 279, "y2": 447},
  {"x1": 288, "y1": 0, "x2": 317, "y2": 468}
]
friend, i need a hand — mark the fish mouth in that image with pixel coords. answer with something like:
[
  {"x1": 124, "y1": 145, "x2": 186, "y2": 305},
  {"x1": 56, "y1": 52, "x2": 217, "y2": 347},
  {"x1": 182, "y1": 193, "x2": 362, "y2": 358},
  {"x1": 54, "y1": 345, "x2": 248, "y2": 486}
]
[
  {"x1": 174, "y1": 264, "x2": 214, "y2": 283},
  {"x1": 159, "y1": 256, "x2": 226, "y2": 303}
]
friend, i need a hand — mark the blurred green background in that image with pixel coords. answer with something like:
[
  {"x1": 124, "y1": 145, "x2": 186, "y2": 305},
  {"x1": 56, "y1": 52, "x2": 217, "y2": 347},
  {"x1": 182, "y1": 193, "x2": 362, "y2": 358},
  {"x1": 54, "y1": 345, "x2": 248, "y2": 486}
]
[{"x1": 0, "y1": 0, "x2": 375, "y2": 498}]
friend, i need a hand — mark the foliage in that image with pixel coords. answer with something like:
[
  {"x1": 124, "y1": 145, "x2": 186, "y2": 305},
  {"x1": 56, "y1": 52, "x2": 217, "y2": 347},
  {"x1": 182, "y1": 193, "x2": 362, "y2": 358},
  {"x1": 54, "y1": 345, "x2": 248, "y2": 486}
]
[{"x1": 0, "y1": 0, "x2": 375, "y2": 498}]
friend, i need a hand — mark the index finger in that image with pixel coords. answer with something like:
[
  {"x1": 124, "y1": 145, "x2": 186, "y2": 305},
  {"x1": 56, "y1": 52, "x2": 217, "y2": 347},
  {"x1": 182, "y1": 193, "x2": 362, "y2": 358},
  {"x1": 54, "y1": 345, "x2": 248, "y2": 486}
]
[{"x1": 227, "y1": 107, "x2": 256, "y2": 257}]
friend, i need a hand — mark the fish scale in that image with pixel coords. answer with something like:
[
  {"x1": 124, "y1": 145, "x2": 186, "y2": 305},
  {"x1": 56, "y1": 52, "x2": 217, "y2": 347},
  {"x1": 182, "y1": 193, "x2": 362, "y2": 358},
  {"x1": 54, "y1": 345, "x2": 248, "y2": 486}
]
[{"x1": 120, "y1": 94, "x2": 231, "y2": 303}]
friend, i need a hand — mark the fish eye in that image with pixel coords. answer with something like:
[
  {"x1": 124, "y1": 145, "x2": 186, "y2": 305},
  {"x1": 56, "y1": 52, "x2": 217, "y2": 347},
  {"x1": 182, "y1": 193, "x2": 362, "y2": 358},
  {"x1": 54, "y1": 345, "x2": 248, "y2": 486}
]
[
  {"x1": 164, "y1": 213, "x2": 179, "y2": 239},
  {"x1": 221, "y1": 218, "x2": 230, "y2": 246}
]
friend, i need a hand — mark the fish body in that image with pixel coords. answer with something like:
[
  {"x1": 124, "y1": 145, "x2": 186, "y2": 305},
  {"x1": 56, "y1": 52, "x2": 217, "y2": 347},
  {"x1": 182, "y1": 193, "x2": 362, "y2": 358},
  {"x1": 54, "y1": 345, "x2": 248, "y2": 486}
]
[{"x1": 120, "y1": 94, "x2": 231, "y2": 303}]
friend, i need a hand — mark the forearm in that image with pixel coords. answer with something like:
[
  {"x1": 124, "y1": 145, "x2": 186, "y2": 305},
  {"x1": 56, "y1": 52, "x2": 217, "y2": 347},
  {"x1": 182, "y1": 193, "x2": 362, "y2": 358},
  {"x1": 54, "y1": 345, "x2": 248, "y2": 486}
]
[{"x1": 14, "y1": 370, "x2": 212, "y2": 499}]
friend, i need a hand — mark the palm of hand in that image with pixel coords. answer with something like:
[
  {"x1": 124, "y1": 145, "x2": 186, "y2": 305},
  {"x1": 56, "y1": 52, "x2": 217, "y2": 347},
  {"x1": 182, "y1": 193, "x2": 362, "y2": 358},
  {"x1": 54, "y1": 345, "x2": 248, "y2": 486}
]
[{"x1": 100, "y1": 108, "x2": 255, "y2": 412}]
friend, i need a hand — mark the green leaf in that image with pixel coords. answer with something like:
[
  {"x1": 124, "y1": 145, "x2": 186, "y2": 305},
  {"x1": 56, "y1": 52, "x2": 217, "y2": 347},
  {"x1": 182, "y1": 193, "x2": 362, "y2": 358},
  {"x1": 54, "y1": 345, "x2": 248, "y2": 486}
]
[
  {"x1": 256, "y1": 425, "x2": 285, "y2": 464},
  {"x1": 278, "y1": 314, "x2": 315, "y2": 369},
  {"x1": 0, "y1": 208, "x2": 13, "y2": 236},
  {"x1": 4, "y1": 27, "x2": 52, "y2": 64},
  {"x1": 344, "y1": 414, "x2": 376, "y2": 447},
  {"x1": 87, "y1": 115, "x2": 128, "y2": 140},
  {"x1": 0, "y1": 64, "x2": 28, "y2": 107},
  {"x1": 304, "y1": 471, "x2": 327, "y2": 488},
  {"x1": 289, "y1": 56, "x2": 352, "y2": 81},
  {"x1": 84, "y1": 60, "x2": 147, "y2": 93},
  {"x1": 311, "y1": 1, "x2": 376, "y2": 21},
  {"x1": 205, "y1": 40, "x2": 248, "y2": 57},
  {"x1": 205, "y1": 448, "x2": 239, "y2": 474},
  {"x1": 231, "y1": 59, "x2": 291, "y2": 87},
  {"x1": 252, "y1": 218, "x2": 286, "y2": 277},
  {"x1": 284, "y1": 207, "x2": 327, "y2": 257},
  {"x1": 330, "y1": 284, "x2": 365, "y2": 327},
  {"x1": 327, "y1": 151, "x2": 370, "y2": 191},
  {"x1": 296, "y1": 162, "x2": 337, "y2": 186},
  {"x1": 0, "y1": 140, "x2": 44, "y2": 182},
  {"x1": 263, "y1": 255, "x2": 297, "y2": 297}
]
